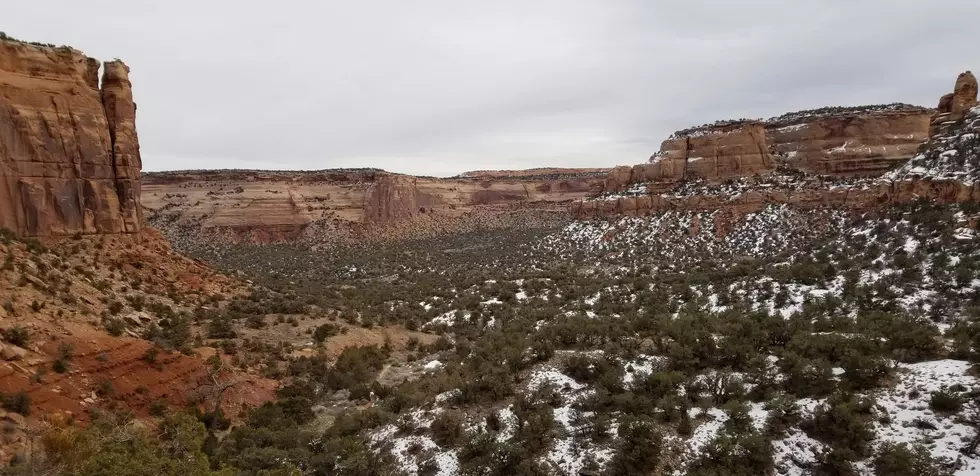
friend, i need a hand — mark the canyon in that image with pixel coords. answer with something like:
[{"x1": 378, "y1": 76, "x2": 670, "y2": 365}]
[
  {"x1": 3, "y1": 30, "x2": 980, "y2": 476},
  {"x1": 0, "y1": 39, "x2": 142, "y2": 238}
]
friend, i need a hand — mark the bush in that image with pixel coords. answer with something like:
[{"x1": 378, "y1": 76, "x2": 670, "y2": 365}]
[
  {"x1": 2, "y1": 326, "x2": 30, "y2": 347},
  {"x1": 929, "y1": 391, "x2": 963, "y2": 414},
  {"x1": 207, "y1": 315, "x2": 237, "y2": 339},
  {"x1": 105, "y1": 318, "x2": 126, "y2": 337},
  {"x1": 34, "y1": 411, "x2": 227, "y2": 475},
  {"x1": 325, "y1": 345, "x2": 388, "y2": 391},
  {"x1": 95, "y1": 379, "x2": 115, "y2": 398},
  {"x1": 605, "y1": 417, "x2": 663, "y2": 476},
  {"x1": 0, "y1": 390, "x2": 31, "y2": 415},
  {"x1": 687, "y1": 433, "x2": 775, "y2": 476},
  {"x1": 313, "y1": 322, "x2": 341, "y2": 343},
  {"x1": 802, "y1": 393, "x2": 876, "y2": 460},
  {"x1": 872, "y1": 443, "x2": 953, "y2": 476},
  {"x1": 430, "y1": 410, "x2": 466, "y2": 447}
]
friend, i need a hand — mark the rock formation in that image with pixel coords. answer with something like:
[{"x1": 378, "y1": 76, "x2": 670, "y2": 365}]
[
  {"x1": 596, "y1": 105, "x2": 932, "y2": 197},
  {"x1": 929, "y1": 71, "x2": 978, "y2": 138},
  {"x1": 766, "y1": 105, "x2": 931, "y2": 176},
  {"x1": 573, "y1": 73, "x2": 977, "y2": 221},
  {"x1": 0, "y1": 39, "x2": 142, "y2": 237},
  {"x1": 142, "y1": 168, "x2": 606, "y2": 244},
  {"x1": 364, "y1": 173, "x2": 422, "y2": 223},
  {"x1": 887, "y1": 72, "x2": 980, "y2": 183}
]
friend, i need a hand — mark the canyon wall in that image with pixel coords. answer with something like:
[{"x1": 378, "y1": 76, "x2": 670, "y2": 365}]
[
  {"x1": 574, "y1": 73, "x2": 977, "y2": 222},
  {"x1": 0, "y1": 39, "x2": 142, "y2": 237},
  {"x1": 766, "y1": 105, "x2": 931, "y2": 176},
  {"x1": 599, "y1": 105, "x2": 932, "y2": 196},
  {"x1": 143, "y1": 169, "x2": 606, "y2": 243}
]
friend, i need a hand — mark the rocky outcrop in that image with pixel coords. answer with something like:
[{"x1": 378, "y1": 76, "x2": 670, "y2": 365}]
[
  {"x1": 766, "y1": 105, "x2": 931, "y2": 176},
  {"x1": 0, "y1": 39, "x2": 142, "y2": 237},
  {"x1": 596, "y1": 105, "x2": 931, "y2": 197},
  {"x1": 574, "y1": 73, "x2": 976, "y2": 222},
  {"x1": 364, "y1": 173, "x2": 422, "y2": 223},
  {"x1": 887, "y1": 72, "x2": 980, "y2": 183},
  {"x1": 929, "y1": 71, "x2": 978, "y2": 138},
  {"x1": 658, "y1": 121, "x2": 776, "y2": 180},
  {"x1": 602, "y1": 121, "x2": 776, "y2": 194}
]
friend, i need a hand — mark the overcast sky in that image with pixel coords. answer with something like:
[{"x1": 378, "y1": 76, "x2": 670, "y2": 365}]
[{"x1": 6, "y1": 1, "x2": 978, "y2": 176}]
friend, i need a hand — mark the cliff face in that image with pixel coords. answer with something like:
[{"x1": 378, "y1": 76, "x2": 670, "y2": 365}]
[
  {"x1": 143, "y1": 169, "x2": 606, "y2": 243},
  {"x1": 603, "y1": 122, "x2": 776, "y2": 194},
  {"x1": 0, "y1": 40, "x2": 142, "y2": 237},
  {"x1": 598, "y1": 106, "x2": 931, "y2": 197},
  {"x1": 573, "y1": 73, "x2": 976, "y2": 222},
  {"x1": 887, "y1": 73, "x2": 979, "y2": 183},
  {"x1": 766, "y1": 106, "x2": 931, "y2": 176}
]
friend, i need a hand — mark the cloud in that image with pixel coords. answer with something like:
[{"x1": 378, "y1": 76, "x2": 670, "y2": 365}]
[{"x1": 6, "y1": 0, "x2": 978, "y2": 176}]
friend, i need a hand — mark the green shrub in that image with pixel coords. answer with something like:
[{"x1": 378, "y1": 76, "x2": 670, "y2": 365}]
[
  {"x1": 605, "y1": 417, "x2": 663, "y2": 476},
  {"x1": 430, "y1": 410, "x2": 466, "y2": 447},
  {"x1": 0, "y1": 390, "x2": 31, "y2": 415},
  {"x1": 802, "y1": 393, "x2": 876, "y2": 460},
  {"x1": 929, "y1": 391, "x2": 963, "y2": 414},
  {"x1": 872, "y1": 443, "x2": 953, "y2": 476},
  {"x1": 2, "y1": 326, "x2": 30, "y2": 347}
]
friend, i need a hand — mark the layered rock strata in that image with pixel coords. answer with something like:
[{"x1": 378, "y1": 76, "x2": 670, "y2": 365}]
[
  {"x1": 143, "y1": 169, "x2": 607, "y2": 243},
  {"x1": 0, "y1": 39, "x2": 142, "y2": 237},
  {"x1": 574, "y1": 73, "x2": 977, "y2": 221}
]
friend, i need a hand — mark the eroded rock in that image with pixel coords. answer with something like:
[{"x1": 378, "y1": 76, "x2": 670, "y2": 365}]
[{"x1": 0, "y1": 39, "x2": 142, "y2": 237}]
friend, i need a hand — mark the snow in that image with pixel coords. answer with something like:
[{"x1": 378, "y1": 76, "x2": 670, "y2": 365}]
[
  {"x1": 388, "y1": 435, "x2": 459, "y2": 476},
  {"x1": 622, "y1": 355, "x2": 663, "y2": 388},
  {"x1": 423, "y1": 360, "x2": 444, "y2": 371},
  {"x1": 873, "y1": 359, "x2": 980, "y2": 474},
  {"x1": 527, "y1": 367, "x2": 586, "y2": 393},
  {"x1": 772, "y1": 430, "x2": 825, "y2": 476},
  {"x1": 547, "y1": 438, "x2": 614, "y2": 476}
]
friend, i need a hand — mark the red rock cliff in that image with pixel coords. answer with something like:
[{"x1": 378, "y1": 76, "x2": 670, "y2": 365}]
[
  {"x1": 0, "y1": 39, "x2": 142, "y2": 237},
  {"x1": 766, "y1": 105, "x2": 931, "y2": 176},
  {"x1": 574, "y1": 74, "x2": 977, "y2": 222}
]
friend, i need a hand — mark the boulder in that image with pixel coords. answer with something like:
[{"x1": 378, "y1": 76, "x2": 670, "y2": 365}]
[
  {"x1": 1, "y1": 343, "x2": 27, "y2": 361},
  {"x1": 3, "y1": 413, "x2": 25, "y2": 427}
]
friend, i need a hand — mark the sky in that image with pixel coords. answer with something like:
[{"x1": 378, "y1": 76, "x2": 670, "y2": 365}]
[{"x1": 6, "y1": 1, "x2": 979, "y2": 177}]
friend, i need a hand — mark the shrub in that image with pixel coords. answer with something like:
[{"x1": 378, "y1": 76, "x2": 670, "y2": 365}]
[
  {"x1": 207, "y1": 315, "x2": 237, "y2": 339},
  {"x1": 2, "y1": 326, "x2": 30, "y2": 347},
  {"x1": 687, "y1": 433, "x2": 775, "y2": 476},
  {"x1": 0, "y1": 390, "x2": 31, "y2": 415},
  {"x1": 929, "y1": 391, "x2": 963, "y2": 414},
  {"x1": 313, "y1": 322, "x2": 341, "y2": 343},
  {"x1": 105, "y1": 318, "x2": 126, "y2": 337},
  {"x1": 149, "y1": 398, "x2": 169, "y2": 417},
  {"x1": 95, "y1": 379, "x2": 115, "y2": 398},
  {"x1": 872, "y1": 443, "x2": 953, "y2": 476},
  {"x1": 430, "y1": 410, "x2": 466, "y2": 447},
  {"x1": 801, "y1": 393, "x2": 876, "y2": 460},
  {"x1": 53, "y1": 342, "x2": 75, "y2": 374},
  {"x1": 605, "y1": 417, "x2": 663, "y2": 476}
]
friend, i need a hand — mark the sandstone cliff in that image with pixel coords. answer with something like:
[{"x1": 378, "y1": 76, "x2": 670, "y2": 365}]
[
  {"x1": 766, "y1": 104, "x2": 931, "y2": 176},
  {"x1": 887, "y1": 72, "x2": 979, "y2": 183},
  {"x1": 143, "y1": 168, "x2": 606, "y2": 244},
  {"x1": 598, "y1": 105, "x2": 931, "y2": 196},
  {"x1": 573, "y1": 72, "x2": 976, "y2": 222},
  {"x1": 0, "y1": 39, "x2": 142, "y2": 237}
]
